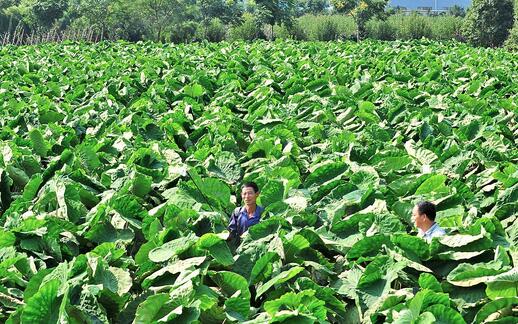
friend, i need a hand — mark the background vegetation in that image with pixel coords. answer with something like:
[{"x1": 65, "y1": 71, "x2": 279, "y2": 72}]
[{"x1": 0, "y1": 0, "x2": 516, "y2": 49}]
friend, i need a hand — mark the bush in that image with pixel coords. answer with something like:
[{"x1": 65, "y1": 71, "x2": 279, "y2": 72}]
[
  {"x1": 396, "y1": 14, "x2": 433, "y2": 40},
  {"x1": 273, "y1": 21, "x2": 307, "y2": 40},
  {"x1": 315, "y1": 18, "x2": 339, "y2": 41},
  {"x1": 228, "y1": 13, "x2": 262, "y2": 41},
  {"x1": 204, "y1": 18, "x2": 226, "y2": 42},
  {"x1": 366, "y1": 19, "x2": 396, "y2": 41},
  {"x1": 462, "y1": 0, "x2": 514, "y2": 47},
  {"x1": 169, "y1": 21, "x2": 201, "y2": 43},
  {"x1": 297, "y1": 14, "x2": 356, "y2": 40},
  {"x1": 430, "y1": 16, "x2": 464, "y2": 41}
]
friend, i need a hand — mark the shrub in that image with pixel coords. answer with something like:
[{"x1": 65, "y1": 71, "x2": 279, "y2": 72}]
[
  {"x1": 315, "y1": 18, "x2": 339, "y2": 41},
  {"x1": 228, "y1": 13, "x2": 262, "y2": 41},
  {"x1": 430, "y1": 16, "x2": 464, "y2": 41},
  {"x1": 462, "y1": 0, "x2": 514, "y2": 47},
  {"x1": 297, "y1": 14, "x2": 356, "y2": 40},
  {"x1": 169, "y1": 21, "x2": 201, "y2": 43},
  {"x1": 366, "y1": 19, "x2": 396, "y2": 41},
  {"x1": 204, "y1": 18, "x2": 226, "y2": 42},
  {"x1": 396, "y1": 14, "x2": 433, "y2": 40}
]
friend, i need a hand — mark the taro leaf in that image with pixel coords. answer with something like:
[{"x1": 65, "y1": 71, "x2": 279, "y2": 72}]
[
  {"x1": 485, "y1": 268, "x2": 518, "y2": 300},
  {"x1": 134, "y1": 293, "x2": 171, "y2": 324},
  {"x1": 196, "y1": 233, "x2": 233, "y2": 266},
  {"x1": 206, "y1": 151, "x2": 241, "y2": 184},
  {"x1": 0, "y1": 229, "x2": 15, "y2": 248},
  {"x1": 347, "y1": 235, "x2": 391, "y2": 260},
  {"x1": 473, "y1": 297, "x2": 518, "y2": 324},
  {"x1": 263, "y1": 289, "x2": 327, "y2": 321},
  {"x1": 209, "y1": 271, "x2": 250, "y2": 299},
  {"x1": 184, "y1": 84, "x2": 205, "y2": 98},
  {"x1": 29, "y1": 128, "x2": 48, "y2": 157},
  {"x1": 256, "y1": 266, "x2": 304, "y2": 298},
  {"x1": 249, "y1": 252, "x2": 280, "y2": 285},
  {"x1": 259, "y1": 180, "x2": 284, "y2": 207},
  {"x1": 426, "y1": 304, "x2": 466, "y2": 324},
  {"x1": 447, "y1": 262, "x2": 508, "y2": 287},
  {"x1": 418, "y1": 273, "x2": 443, "y2": 293},
  {"x1": 148, "y1": 234, "x2": 197, "y2": 263},
  {"x1": 304, "y1": 162, "x2": 348, "y2": 188},
  {"x1": 296, "y1": 277, "x2": 347, "y2": 320},
  {"x1": 21, "y1": 279, "x2": 62, "y2": 323},
  {"x1": 414, "y1": 174, "x2": 448, "y2": 196},
  {"x1": 130, "y1": 171, "x2": 152, "y2": 198},
  {"x1": 224, "y1": 297, "x2": 250, "y2": 322}
]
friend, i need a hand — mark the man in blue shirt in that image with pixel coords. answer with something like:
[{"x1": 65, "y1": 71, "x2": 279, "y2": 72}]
[
  {"x1": 412, "y1": 201, "x2": 446, "y2": 243},
  {"x1": 228, "y1": 182, "x2": 264, "y2": 237}
]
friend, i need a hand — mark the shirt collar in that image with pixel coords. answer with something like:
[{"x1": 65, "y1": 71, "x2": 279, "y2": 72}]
[
  {"x1": 424, "y1": 223, "x2": 439, "y2": 236},
  {"x1": 240, "y1": 205, "x2": 263, "y2": 218}
]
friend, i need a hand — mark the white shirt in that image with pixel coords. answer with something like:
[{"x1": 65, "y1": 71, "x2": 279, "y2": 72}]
[{"x1": 418, "y1": 222, "x2": 446, "y2": 242}]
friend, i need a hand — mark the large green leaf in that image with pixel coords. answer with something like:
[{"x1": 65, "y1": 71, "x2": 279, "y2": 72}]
[{"x1": 21, "y1": 279, "x2": 62, "y2": 323}]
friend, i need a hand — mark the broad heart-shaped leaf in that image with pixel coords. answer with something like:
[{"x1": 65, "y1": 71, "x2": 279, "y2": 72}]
[
  {"x1": 259, "y1": 180, "x2": 285, "y2": 207},
  {"x1": 196, "y1": 233, "x2": 234, "y2": 266},
  {"x1": 263, "y1": 289, "x2": 327, "y2": 321},
  {"x1": 304, "y1": 161, "x2": 348, "y2": 188},
  {"x1": 206, "y1": 151, "x2": 242, "y2": 184},
  {"x1": 184, "y1": 83, "x2": 205, "y2": 98},
  {"x1": 425, "y1": 304, "x2": 466, "y2": 324},
  {"x1": 391, "y1": 234, "x2": 430, "y2": 260},
  {"x1": 29, "y1": 128, "x2": 48, "y2": 157},
  {"x1": 0, "y1": 228, "x2": 15, "y2": 248},
  {"x1": 249, "y1": 252, "x2": 280, "y2": 285},
  {"x1": 296, "y1": 277, "x2": 347, "y2": 320},
  {"x1": 473, "y1": 297, "x2": 518, "y2": 324},
  {"x1": 209, "y1": 271, "x2": 250, "y2": 300},
  {"x1": 224, "y1": 296, "x2": 250, "y2": 322},
  {"x1": 447, "y1": 262, "x2": 509, "y2": 287},
  {"x1": 418, "y1": 273, "x2": 443, "y2": 292},
  {"x1": 414, "y1": 174, "x2": 448, "y2": 196},
  {"x1": 148, "y1": 234, "x2": 197, "y2": 263},
  {"x1": 21, "y1": 279, "x2": 62, "y2": 323},
  {"x1": 256, "y1": 266, "x2": 305, "y2": 297},
  {"x1": 485, "y1": 268, "x2": 518, "y2": 300},
  {"x1": 134, "y1": 293, "x2": 171, "y2": 324},
  {"x1": 347, "y1": 234, "x2": 391, "y2": 260}
]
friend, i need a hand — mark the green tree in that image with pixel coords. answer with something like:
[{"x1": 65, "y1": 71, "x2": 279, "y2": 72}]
[
  {"x1": 255, "y1": 0, "x2": 297, "y2": 39},
  {"x1": 198, "y1": 0, "x2": 242, "y2": 24},
  {"x1": 135, "y1": 0, "x2": 197, "y2": 41},
  {"x1": 3, "y1": 0, "x2": 68, "y2": 29},
  {"x1": 462, "y1": 0, "x2": 514, "y2": 47},
  {"x1": 297, "y1": 0, "x2": 329, "y2": 15},
  {"x1": 331, "y1": 0, "x2": 388, "y2": 41},
  {"x1": 65, "y1": 0, "x2": 112, "y2": 34},
  {"x1": 447, "y1": 4, "x2": 465, "y2": 17}
]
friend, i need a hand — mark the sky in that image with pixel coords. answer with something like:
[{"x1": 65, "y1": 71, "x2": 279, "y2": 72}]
[{"x1": 389, "y1": 0, "x2": 471, "y2": 9}]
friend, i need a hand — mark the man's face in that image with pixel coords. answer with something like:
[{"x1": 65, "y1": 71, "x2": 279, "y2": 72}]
[
  {"x1": 412, "y1": 205, "x2": 425, "y2": 230},
  {"x1": 241, "y1": 186, "x2": 259, "y2": 205}
]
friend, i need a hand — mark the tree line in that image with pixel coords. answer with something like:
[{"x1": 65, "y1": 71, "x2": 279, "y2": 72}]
[{"x1": 0, "y1": 0, "x2": 516, "y2": 48}]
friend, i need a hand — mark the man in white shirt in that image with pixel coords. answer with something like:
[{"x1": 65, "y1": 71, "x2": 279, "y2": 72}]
[{"x1": 412, "y1": 201, "x2": 446, "y2": 243}]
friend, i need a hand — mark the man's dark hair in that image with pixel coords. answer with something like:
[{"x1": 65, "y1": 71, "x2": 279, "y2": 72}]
[
  {"x1": 242, "y1": 182, "x2": 259, "y2": 193},
  {"x1": 416, "y1": 201, "x2": 436, "y2": 221}
]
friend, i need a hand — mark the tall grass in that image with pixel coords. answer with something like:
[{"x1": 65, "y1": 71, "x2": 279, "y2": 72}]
[{"x1": 366, "y1": 14, "x2": 464, "y2": 41}]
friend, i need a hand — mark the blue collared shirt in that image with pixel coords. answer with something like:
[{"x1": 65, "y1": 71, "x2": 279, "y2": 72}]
[
  {"x1": 418, "y1": 222, "x2": 446, "y2": 242},
  {"x1": 228, "y1": 205, "x2": 264, "y2": 236}
]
